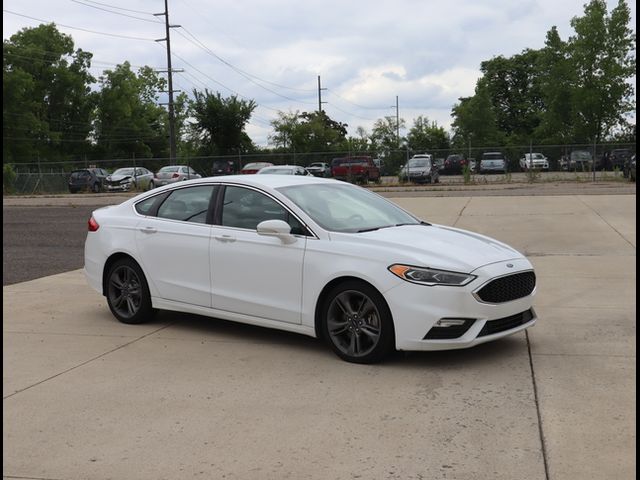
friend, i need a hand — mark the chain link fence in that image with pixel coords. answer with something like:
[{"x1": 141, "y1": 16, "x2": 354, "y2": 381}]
[{"x1": 4, "y1": 142, "x2": 635, "y2": 194}]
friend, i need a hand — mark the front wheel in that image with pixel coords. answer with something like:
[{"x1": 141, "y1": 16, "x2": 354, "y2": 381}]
[
  {"x1": 321, "y1": 280, "x2": 395, "y2": 364},
  {"x1": 106, "y1": 258, "x2": 155, "y2": 324}
]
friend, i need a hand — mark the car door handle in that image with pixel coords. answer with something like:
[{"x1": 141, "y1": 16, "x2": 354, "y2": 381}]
[
  {"x1": 214, "y1": 235, "x2": 236, "y2": 243},
  {"x1": 140, "y1": 226, "x2": 157, "y2": 234}
]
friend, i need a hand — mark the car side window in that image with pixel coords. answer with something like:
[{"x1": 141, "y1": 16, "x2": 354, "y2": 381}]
[
  {"x1": 221, "y1": 186, "x2": 308, "y2": 235},
  {"x1": 157, "y1": 186, "x2": 215, "y2": 223}
]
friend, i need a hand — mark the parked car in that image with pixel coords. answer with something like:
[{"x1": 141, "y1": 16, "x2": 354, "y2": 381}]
[
  {"x1": 519, "y1": 153, "x2": 549, "y2": 171},
  {"x1": 434, "y1": 158, "x2": 445, "y2": 172},
  {"x1": 467, "y1": 158, "x2": 477, "y2": 172},
  {"x1": 305, "y1": 162, "x2": 331, "y2": 177},
  {"x1": 610, "y1": 149, "x2": 633, "y2": 176},
  {"x1": 105, "y1": 167, "x2": 155, "y2": 192},
  {"x1": 480, "y1": 152, "x2": 508, "y2": 174},
  {"x1": 257, "y1": 165, "x2": 312, "y2": 176},
  {"x1": 373, "y1": 158, "x2": 386, "y2": 176},
  {"x1": 154, "y1": 165, "x2": 202, "y2": 186},
  {"x1": 443, "y1": 154, "x2": 467, "y2": 174},
  {"x1": 560, "y1": 150, "x2": 593, "y2": 171},
  {"x1": 84, "y1": 175, "x2": 537, "y2": 364},
  {"x1": 331, "y1": 156, "x2": 380, "y2": 183},
  {"x1": 68, "y1": 168, "x2": 108, "y2": 193},
  {"x1": 212, "y1": 159, "x2": 235, "y2": 176},
  {"x1": 241, "y1": 162, "x2": 274, "y2": 174},
  {"x1": 398, "y1": 155, "x2": 439, "y2": 184}
]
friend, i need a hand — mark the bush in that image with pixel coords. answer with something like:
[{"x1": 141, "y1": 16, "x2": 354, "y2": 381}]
[{"x1": 3, "y1": 164, "x2": 17, "y2": 194}]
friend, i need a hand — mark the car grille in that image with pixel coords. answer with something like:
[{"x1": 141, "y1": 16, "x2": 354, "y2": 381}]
[
  {"x1": 475, "y1": 271, "x2": 536, "y2": 303},
  {"x1": 478, "y1": 309, "x2": 535, "y2": 337}
]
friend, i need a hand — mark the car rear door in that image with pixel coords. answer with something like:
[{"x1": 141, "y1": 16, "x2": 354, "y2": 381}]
[{"x1": 135, "y1": 185, "x2": 217, "y2": 306}]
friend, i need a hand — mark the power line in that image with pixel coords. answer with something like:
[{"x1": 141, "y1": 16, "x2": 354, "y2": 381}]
[
  {"x1": 3, "y1": 10, "x2": 157, "y2": 41},
  {"x1": 72, "y1": 0, "x2": 158, "y2": 16},
  {"x1": 174, "y1": 28, "x2": 316, "y2": 104},
  {"x1": 70, "y1": 0, "x2": 163, "y2": 24}
]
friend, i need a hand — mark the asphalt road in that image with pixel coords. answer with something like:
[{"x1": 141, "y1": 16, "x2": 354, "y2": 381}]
[
  {"x1": 3, "y1": 205, "x2": 97, "y2": 285},
  {"x1": 3, "y1": 179, "x2": 635, "y2": 286}
]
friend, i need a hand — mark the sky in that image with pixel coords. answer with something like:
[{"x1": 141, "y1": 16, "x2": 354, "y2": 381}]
[{"x1": 3, "y1": 0, "x2": 637, "y2": 146}]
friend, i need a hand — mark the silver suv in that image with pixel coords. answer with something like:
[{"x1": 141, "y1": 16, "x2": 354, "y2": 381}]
[{"x1": 480, "y1": 152, "x2": 507, "y2": 174}]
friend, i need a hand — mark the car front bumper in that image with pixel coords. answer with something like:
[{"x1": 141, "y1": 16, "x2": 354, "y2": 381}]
[{"x1": 384, "y1": 258, "x2": 536, "y2": 351}]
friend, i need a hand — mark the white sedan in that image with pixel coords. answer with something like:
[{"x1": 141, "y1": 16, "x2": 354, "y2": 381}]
[{"x1": 84, "y1": 176, "x2": 537, "y2": 363}]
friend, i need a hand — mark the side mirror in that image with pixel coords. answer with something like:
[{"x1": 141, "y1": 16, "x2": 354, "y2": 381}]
[{"x1": 257, "y1": 219, "x2": 296, "y2": 244}]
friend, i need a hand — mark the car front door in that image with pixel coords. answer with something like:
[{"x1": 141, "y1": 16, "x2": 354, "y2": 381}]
[
  {"x1": 135, "y1": 185, "x2": 217, "y2": 306},
  {"x1": 210, "y1": 185, "x2": 307, "y2": 324}
]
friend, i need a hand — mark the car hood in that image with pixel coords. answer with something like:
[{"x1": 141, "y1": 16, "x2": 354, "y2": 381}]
[
  {"x1": 107, "y1": 174, "x2": 132, "y2": 182},
  {"x1": 331, "y1": 224, "x2": 523, "y2": 272}
]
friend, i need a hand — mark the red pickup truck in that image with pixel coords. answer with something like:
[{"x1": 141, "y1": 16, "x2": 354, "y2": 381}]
[{"x1": 331, "y1": 156, "x2": 381, "y2": 183}]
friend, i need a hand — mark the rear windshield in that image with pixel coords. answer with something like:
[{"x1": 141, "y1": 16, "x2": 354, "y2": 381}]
[
  {"x1": 408, "y1": 159, "x2": 429, "y2": 167},
  {"x1": 483, "y1": 153, "x2": 504, "y2": 160},
  {"x1": 70, "y1": 170, "x2": 90, "y2": 179},
  {"x1": 159, "y1": 166, "x2": 180, "y2": 173}
]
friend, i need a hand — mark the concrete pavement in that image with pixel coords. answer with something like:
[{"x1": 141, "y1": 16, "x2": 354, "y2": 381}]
[{"x1": 3, "y1": 193, "x2": 636, "y2": 480}]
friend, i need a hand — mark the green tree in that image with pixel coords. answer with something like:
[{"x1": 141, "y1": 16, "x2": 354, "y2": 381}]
[
  {"x1": 369, "y1": 116, "x2": 406, "y2": 173},
  {"x1": 479, "y1": 49, "x2": 543, "y2": 143},
  {"x1": 3, "y1": 23, "x2": 95, "y2": 164},
  {"x1": 568, "y1": 0, "x2": 636, "y2": 143},
  {"x1": 94, "y1": 62, "x2": 168, "y2": 159},
  {"x1": 406, "y1": 115, "x2": 450, "y2": 152},
  {"x1": 269, "y1": 110, "x2": 348, "y2": 153},
  {"x1": 189, "y1": 89, "x2": 257, "y2": 156},
  {"x1": 535, "y1": 26, "x2": 576, "y2": 143},
  {"x1": 451, "y1": 81, "x2": 504, "y2": 149}
]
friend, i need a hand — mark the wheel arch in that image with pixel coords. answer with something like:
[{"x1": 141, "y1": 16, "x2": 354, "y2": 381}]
[
  {"x1": 101, "y1": 252, "x2": 144, "y2": 296},
  {"x1": 313, "y1": 275, "x2": 395, "y2": 341}
]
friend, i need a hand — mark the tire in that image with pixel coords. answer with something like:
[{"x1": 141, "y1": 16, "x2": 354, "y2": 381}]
[
  {"x1": 148, "y1": 180, "x2": 155, "y2": 190},
  {"x1": 106, "y1": 258, "x2": 155, "y2": 325},
  {"x1": 320, "y1": 280, "x2": 395, "y2": 364},
  {"x1": 92, "y1": 183, "x2": 101, "y2": 193}
]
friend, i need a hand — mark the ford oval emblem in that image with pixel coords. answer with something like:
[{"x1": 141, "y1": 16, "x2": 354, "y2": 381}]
[{"x1": 506, "y1": 263, "x2": 514, "y2": 268}]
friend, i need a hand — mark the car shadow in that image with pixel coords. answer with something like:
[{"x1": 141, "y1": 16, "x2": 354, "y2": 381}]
[{"x1": 153, "y1": 310, "x2": 528, "y2": 366}]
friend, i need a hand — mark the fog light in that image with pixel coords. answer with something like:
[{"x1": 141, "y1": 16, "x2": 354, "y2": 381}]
[
  {"x1": 435, "y1": 319, "x2": 468, "y2": 327},
  {"x1": 424, "y1": 318, "x2": 476, "y2": 340}
]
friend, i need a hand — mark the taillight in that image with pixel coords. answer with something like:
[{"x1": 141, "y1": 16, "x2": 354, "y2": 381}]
[
  {"x1": 172, "y1": 173, "x2": 180, "y2": 178},
  {"x1": 88, "y1": 216, "x2": 100, "y2": 232}
]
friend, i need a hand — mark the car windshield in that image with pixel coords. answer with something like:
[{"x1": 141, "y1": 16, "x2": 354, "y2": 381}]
[
  {"x1": 70, "y1": 170, "x2": 90, "y2": 179},
  {"x1": 483, "y1": 153, "x2": 504, "y2": 160},
  {"x1": 244, "y1": 163, "x2": 268, "y2": 169},
  {"x1": 159, "y1": 166, "x2": 180, "y2": 172},
  {"x1": 278, "y1": 183, "x2": 420, "y2": 233},
  {"x1": 113, "y1": 168, "x2": 134, "y2": 176},
  {"x1": 258, "y1": 167, "x2": 294, "y2": 175},
  {"x1": 309, "y1": 163, "x2": 324, "y2": 168},
  {"x1": 408, "y1": 159, "x2": 428, "y2": 167},
  {"x1": 571, "y1": 151, "x2": 592, "y2": 160}
]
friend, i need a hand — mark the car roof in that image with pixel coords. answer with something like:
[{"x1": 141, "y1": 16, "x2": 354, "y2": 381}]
[{"x1": 178, "y1": 174, "x2": 334, "y2": 189}]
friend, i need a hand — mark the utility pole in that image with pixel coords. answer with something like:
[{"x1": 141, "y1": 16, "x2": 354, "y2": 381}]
[
  {"x1": 317, "y1": 75, "x2": 327, "y2": 114},
  {"x1": 155, "y1": 0, "x2": 181, "y2": 164},
  {"x1": 395, "y1": 95, "x2": 400, "y2": 147}
]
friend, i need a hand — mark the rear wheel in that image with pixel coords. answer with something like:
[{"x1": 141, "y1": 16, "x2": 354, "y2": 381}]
[
  {"x1": 106, "y1": 258, "x2": 155, "y2": 324},
  {"x1": 321, "y1": 280, "x2": 395, "y2": 364}
]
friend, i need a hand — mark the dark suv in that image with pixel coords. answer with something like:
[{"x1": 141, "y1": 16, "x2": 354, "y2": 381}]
[
  {"x1": 443, "y1": 154, "x2": 467, "y2": 174},
  {"x1": 211, "y1": 159, "x2": 234, "y2": 176},
  {"x1": 610, "y1": 149, "x2": 633, "y2": 176},
  {"x1": 68, "y1": 168, "x2": 108, "y2": 193}
]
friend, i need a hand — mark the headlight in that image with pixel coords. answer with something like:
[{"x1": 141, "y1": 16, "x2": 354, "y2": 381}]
[{"x1": 388, "y1": 264, "x2": 476, "y2": 286}]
